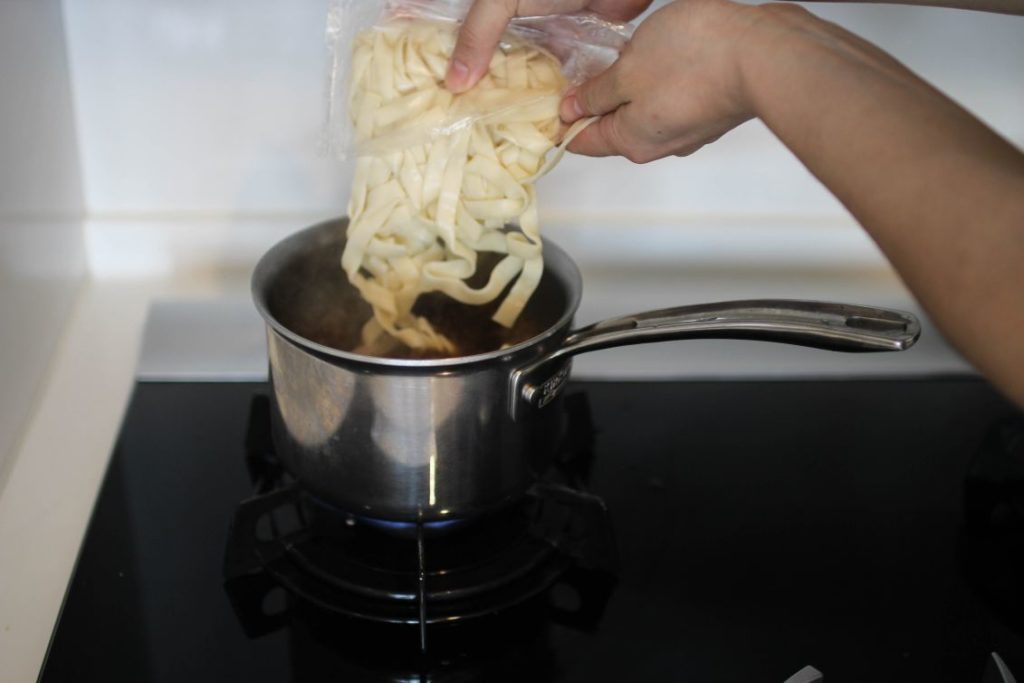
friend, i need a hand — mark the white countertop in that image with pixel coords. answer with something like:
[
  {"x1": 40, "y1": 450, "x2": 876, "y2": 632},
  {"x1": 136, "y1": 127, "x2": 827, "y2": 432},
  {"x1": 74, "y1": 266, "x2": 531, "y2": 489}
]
[
  {"x1": 0, "y1": 220, "x2": 976, "y2": 682},
  {"x1": 0, "y1": 272, "x2": 247, "y2": 683}
]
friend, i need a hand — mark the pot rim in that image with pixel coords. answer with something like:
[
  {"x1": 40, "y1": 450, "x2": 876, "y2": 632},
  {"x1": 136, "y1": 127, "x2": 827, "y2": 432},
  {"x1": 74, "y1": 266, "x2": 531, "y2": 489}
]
[{"x1": 251, "y1": 218, "x2": 583, "y2": 369}]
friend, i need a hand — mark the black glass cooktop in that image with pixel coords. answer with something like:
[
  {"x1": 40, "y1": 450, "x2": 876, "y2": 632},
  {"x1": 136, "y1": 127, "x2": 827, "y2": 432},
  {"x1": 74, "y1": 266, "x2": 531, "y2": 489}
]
[{"x1": 40, "y1": 379, "x2": 1024, "y2": 682}]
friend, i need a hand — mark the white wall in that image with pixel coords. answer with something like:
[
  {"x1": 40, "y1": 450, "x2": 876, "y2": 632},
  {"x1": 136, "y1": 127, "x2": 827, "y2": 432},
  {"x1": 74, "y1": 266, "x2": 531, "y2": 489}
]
[
  {"x1": 60, "y1": 0, "x2": 1024, "y2": 221},
  {"x1": 0, "y1": 0, "x2": 86, "y2": 487},
  {"x1": 62, "y1": 0, "x2": 345, "y2": 217}
]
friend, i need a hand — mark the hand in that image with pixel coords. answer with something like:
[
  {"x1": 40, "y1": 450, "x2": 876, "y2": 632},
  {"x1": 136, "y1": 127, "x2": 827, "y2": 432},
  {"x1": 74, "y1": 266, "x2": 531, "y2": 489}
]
[
  {"x1": 561, "y1": 0, "x2": 757, "y2": 163},
  {"x1": 446, "y1": 0, "x2": 654, "y2": 92}
]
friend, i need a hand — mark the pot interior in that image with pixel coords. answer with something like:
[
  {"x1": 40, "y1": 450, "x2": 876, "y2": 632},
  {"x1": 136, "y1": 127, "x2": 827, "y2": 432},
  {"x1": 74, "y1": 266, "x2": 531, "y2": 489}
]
[{"x1": 254, "y1": 219, "x2": 579, "y2": 360}]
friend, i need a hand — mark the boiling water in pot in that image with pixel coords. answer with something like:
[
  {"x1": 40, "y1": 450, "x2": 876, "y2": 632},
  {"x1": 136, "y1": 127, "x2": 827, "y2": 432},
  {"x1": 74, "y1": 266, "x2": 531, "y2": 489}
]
[{"x1": 264, "y1": 228, "x2": 565, "y2": 360}]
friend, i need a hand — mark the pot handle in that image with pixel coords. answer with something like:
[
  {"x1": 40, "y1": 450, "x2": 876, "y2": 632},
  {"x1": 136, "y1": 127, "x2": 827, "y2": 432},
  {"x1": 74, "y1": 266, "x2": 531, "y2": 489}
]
[{"x1": 509, "y1": 299, "x2": 920, "y2": 420}]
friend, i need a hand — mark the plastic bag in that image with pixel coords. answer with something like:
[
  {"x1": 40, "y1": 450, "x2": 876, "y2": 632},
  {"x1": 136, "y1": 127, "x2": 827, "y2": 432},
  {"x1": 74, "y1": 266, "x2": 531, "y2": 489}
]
[
  {"x1": 324, "y1": 0, "x2": 631, "y2": 159},
  {"x1": 323, "y1": 0, "x2": 631, "y2": 357}
]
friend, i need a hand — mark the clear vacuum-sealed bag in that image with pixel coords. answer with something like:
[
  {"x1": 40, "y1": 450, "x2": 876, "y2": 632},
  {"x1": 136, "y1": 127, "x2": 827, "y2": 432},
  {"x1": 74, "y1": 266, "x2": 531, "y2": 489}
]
[{"x1": 324, "y1": 0, "x2": 630, "y2": 356}]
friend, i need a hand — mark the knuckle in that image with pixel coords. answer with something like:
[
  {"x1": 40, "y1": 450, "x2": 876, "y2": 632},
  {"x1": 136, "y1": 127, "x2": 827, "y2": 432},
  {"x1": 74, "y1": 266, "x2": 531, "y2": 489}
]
[
  {"x1": 608, "y1": 56, "x2": 634, "y2": 94},
  {"x1": 604, "y1": 75, "x2": 625, "y2": 109},
  {"x1": 623, "y1": 147, "x2": 653, "y2": 164},
  {"x1": 576, "y1": 85, "x2": 597, "y2": 115},
  {"x1": 456, "y1": 24, "x2": 486, "y2": 51},
  {"x1": 459, "y1": 0, "x2": 517, "y2": 48},
  {"x1": 614, "y1": 122, "x2": 659, "y2": 164},
  {"x1": 606, "y1": 63, "x2": 624, "y2": 93},
  {"x1": 673, "y1": 146, "x2": 699, "y2": 159},
  {"x1": 569, "y1": 125, "x2": 602, "y2": 157},
  {"x1": 577, "y1": 74, "x2": 614, "y2": 115},
  {"x1": 602, "y1": 115, "x2": 636, "y2": 160}
]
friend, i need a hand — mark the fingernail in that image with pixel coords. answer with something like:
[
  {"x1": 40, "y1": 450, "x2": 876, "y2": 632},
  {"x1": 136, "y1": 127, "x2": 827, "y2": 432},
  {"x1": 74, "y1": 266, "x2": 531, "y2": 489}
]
[
  {"x1": 446, "y1": 59, "x2": 470, "y2": 92},
  {"x1": 561, "y1": 93, "x2": 583, "y2": 122}
]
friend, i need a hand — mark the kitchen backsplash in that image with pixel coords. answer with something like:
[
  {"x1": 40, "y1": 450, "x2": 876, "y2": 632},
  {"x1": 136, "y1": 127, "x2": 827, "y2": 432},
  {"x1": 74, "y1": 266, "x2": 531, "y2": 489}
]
[{"x1": 62, "y1": 0, "x2": 1024, "y2": 220}]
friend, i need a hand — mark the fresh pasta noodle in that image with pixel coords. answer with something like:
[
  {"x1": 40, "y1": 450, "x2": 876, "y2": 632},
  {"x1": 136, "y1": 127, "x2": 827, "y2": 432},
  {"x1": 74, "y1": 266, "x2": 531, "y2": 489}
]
[{"x1": 343, "y1": 19, "x2": 592, "y2": 356}]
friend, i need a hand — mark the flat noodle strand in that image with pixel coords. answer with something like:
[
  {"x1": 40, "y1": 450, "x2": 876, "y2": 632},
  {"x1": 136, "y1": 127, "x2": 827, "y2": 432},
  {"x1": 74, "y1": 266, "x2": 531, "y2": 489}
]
[{"x1": 344, "y1": 20, "x2": 593, "y2": 356}]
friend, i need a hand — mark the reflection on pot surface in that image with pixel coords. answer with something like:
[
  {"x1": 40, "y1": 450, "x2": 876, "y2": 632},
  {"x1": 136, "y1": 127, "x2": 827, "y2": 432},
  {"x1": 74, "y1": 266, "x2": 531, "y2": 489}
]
[{"x1": 253, "y1": 220, "x2": 921, "y2": 521}]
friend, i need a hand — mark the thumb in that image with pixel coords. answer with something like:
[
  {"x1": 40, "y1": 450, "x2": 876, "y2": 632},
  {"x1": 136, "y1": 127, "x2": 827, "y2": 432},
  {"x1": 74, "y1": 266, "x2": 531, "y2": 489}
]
[
  {"x1": 560, "y1": 61, "x2": 630, "y2": 123},
  {"x1": 567, "y1": 106, "x2": 639, "y2": 159}
]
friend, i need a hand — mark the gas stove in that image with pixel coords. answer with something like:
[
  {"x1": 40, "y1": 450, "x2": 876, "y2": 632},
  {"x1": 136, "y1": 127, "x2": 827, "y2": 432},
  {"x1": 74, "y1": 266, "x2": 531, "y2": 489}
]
[
  {"x1": 223, "y1": 393, "x2": 616, "y2": 645},
  {"x1": 40, "y1": 378, "x2": 1024, "y2": 681}
]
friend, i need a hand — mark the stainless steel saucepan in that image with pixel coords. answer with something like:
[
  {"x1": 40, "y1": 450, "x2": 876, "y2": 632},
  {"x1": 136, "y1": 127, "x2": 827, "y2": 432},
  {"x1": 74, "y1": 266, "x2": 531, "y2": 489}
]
[{"x1": 252, "y1": 219, "x2": 920, "y2": 522}]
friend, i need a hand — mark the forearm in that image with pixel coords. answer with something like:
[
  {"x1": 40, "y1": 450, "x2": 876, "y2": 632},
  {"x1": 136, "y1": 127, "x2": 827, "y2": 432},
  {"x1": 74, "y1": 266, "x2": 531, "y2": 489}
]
[
  {"x1": 739, "y1": 4, "x2": 1024, "y2": 404},
  {"x1": 785, "y1": 0, "x2": 1024, "y2": 15}
]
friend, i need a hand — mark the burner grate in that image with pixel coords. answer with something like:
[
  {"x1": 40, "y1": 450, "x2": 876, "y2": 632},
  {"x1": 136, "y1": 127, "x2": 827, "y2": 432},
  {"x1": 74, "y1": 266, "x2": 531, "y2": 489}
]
[{"x1": 223, "y1": 393, "x2": 617, "y2": 645}]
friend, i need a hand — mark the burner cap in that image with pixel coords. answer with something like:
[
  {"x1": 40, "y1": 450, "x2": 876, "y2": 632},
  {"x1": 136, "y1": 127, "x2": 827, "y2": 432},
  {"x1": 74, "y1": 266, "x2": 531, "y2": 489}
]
[{"x1": 225, "y1": 488, "x2": 579, "y2": 625}]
